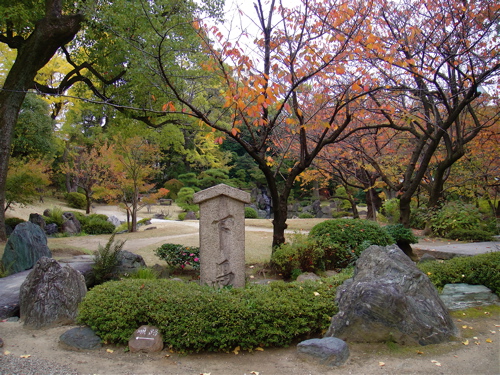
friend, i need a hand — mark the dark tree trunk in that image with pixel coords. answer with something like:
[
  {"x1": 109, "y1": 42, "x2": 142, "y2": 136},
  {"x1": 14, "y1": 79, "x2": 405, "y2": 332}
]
[
  {"x1": 0, "y1": 2, "x2": 83, "y2": 241},
  {"x1": 399, "y1": 194, "x2": 412, "y2": 228},
  {"x1": 272, "y1": 196, "x2": 288, "y2": 249}
]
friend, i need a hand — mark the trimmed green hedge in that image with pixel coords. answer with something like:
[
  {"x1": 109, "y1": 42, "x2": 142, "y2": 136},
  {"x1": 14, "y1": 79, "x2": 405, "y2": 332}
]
[
  {"x1": 308, "y1": 219, "x2": 394, "y2": 268},
  {"x1": 77, "y1": 275, "x2": 351, "y2": 352},
  {"x1": 418, "y1": 252, "x2": 500, "y2": 295}
]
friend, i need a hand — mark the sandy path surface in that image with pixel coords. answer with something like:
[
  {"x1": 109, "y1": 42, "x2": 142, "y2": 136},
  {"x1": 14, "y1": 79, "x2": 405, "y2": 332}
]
[{"x1": 1, "y1": 310, "x2": 499, "y2": 375}]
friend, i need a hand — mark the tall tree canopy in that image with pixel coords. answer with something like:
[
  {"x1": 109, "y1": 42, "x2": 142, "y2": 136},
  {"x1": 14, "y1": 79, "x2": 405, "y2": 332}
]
[{"x1": 0, "y1": 0, "x2": 222, "y2": 241}]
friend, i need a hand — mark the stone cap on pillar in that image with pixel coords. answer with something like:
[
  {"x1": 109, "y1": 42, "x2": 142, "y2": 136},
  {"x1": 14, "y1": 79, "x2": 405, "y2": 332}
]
[{"x1": 193, "y1": 184, "x2": 251, "y2": 205}]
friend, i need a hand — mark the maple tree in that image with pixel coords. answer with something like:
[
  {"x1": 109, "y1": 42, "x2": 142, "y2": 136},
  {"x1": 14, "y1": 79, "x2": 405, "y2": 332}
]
[
  {"x1": 157, "y1": 0, "x2": 382, "y2": 248},
  {"x1": 63, "y1": 141, "x2": 115, "y2": 214},
  {"x1": 339, "y1": 0, "x2": 500, "y2": 227},
  {"x1": 107, "y1": 136, "x2": 161, "y2": 232}
]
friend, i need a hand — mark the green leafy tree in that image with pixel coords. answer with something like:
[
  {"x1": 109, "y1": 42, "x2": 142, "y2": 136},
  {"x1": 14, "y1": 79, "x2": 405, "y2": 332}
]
[
  {"x1": 5, "y1": 158, "x2": 51, "y2": 211},
  {"x1": 11, "y1": 95, "x2": 56, "y2": 159}
]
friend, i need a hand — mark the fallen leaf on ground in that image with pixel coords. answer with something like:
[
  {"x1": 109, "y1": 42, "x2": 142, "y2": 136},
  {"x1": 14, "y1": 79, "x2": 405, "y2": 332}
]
[
  {"x1": 20, "y1": 354, "x2": 31, "y2": 358},
  {"x1": 473, "y1": 336, "x2": 478, "y2": 340},
  {"x1": 106, "y1": 349, "x2": 114, "y2": 353},
  {"x1": 462, "y1": 340, "x2": 469, "y2": 345},
  {"x1": 462, "y1": 325, "x2": 468, "y2": 329},
  {"x1": 431, "y1": 360, "x2": 441, "y2": 366},
  {"x1": 486, "y1": 338, "x2": 493, "y2": 343},
  {"x1": 233, "y1": 346, "x2": 240, "y2": 355},
  {"x1": 3, "y1": 351, "x2": 10, "y2": 355},
  {"x1": 255, "y1": 347, "x2": 264, "y2": 351},
  {"x1": 250, "y1": 371, "x2": 260, "y2": 375},
  {"x1": 200, "y1": 373, "x2": 211, "y2": 375},
  {"x1": 416, "y1": 351, "x2": 424, "y2": 355},
  {"x1": 313, "y1": 292, "x2": 320, "y2": 296},
  {"x1": 378, "y1": 362, "x2": 385, "y2": 366}
]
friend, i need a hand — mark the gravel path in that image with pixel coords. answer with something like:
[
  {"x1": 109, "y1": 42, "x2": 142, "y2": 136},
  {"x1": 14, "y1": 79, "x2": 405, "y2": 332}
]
[{"x1": 0, "y1": 354, "x2": 79, "y2": 375}]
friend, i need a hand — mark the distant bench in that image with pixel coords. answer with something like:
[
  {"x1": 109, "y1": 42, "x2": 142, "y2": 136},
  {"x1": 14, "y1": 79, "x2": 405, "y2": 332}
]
[{"x1": 159, "y1": 199, "x2": 173, "y2": 206}]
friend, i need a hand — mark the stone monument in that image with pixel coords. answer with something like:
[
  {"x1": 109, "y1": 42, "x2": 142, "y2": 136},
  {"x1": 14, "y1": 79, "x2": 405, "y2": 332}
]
[{"x1": 193, "y1": 184, "x2": 250, "y2": 288}]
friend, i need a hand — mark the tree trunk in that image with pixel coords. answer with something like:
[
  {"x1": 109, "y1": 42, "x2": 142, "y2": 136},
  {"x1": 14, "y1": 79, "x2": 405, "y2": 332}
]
[
  {"x1": 85, "y1": 190, "x2": 91, "y2": 214},
  {"x1": 0, "y1": 4, "x2": 83, "y2": 241},
  {"x1": 272, "y1": 198, "x2": 288, "y2": 249},
  {"x1": 399, "y1": 195, "x2": 412, "y2": 228}
]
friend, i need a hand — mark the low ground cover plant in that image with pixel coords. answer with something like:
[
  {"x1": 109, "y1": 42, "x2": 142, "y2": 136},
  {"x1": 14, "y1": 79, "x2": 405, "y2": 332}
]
[
  {"x1": 418, "y1": 252, "x2": 500, "y2": 295},
  {"x1": 77, "y1": 273, "x2": 351, "y2": 352}
]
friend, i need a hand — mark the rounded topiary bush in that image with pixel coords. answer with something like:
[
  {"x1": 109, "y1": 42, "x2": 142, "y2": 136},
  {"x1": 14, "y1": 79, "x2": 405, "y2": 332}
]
[
  {"x1": 82, "y1": 216, "x2": 115, "y2": 235},
  {"x1": 65, "y1": 192, "x2": 87, "y2": 210},
  {"x1": 446, "y1": 229, "x2": 494, "y2": 242},
  {"x1": 5, "y1": 217, "x2": 25, "y2": 229},
  {"x1": 77, "y1": 276, "x2": 350, "y2": 352},
  {"x1": 244, "y1": 206, "x2": 258, "y2": 219},
  {"x1": 309, "y1": 218, "x2": 395, "y2": 268}
]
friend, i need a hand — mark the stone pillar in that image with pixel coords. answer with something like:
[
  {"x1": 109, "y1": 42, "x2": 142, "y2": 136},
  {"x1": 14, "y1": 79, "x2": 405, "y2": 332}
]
[{"x1": 193, "y1": 184, "x2": 250, "y2": 288}]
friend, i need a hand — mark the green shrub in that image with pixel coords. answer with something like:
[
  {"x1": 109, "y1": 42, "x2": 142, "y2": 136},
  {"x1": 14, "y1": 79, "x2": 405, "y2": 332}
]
[
  {"x1": 309, "y1": 219, "x2": 394, "y2": 267},
  {"x1": 418, "y1": 252, "x2": 500, "y2": 295},
  {"x1": 125, "y1": 267, "x2": 160, "y2": 280},
  {"x1": 410, "y1": 206, "x2": 430, "y2": 230},
  {"x1": 244, "y1": 206, "x2": 258, "y2": 219},
  {"x1": 77, "y1": 277, "x2": 346, "y2": 351},
  {"x1": 271, "y1": 234, "x2": 324, "y2": 278},
  {"x1": 384, "y1": 224, "x2": 418, "y2": 244},
  {"x1": 92, "y1": 233, "x2": 126, "y2": 284},
  {"x1": 331, "y1": 211, "x2": 350, "y2": 218},
  {"x1": 42, "y1": 206, "x2": 64, "y2": 227},
  {"x1": 5, "y1": 217, "x2": 25, "y2": 229},
  {"x1": 164, "y1": 178, "x2": 184, "y2": 200},
  {"x1": 83, "y1": 217, "x2": 115, "y2": 235},
  {"x1": 155, "y1": 243, "x2": 200, "y2": 271},
  {"x1": 178, "y1": 212, "x2": 187, "y2": 221},
  {"x1": 65, "y1": 192, "x2": 87, "y2": 210},
  {"x1": 298, "y1": 212, "x2": 315, "y2": 219},
  {"x1": 176, "y1": 187, "x2": 198, "y2": 212},
  {"x1": 446, "y1": 229, "x2": 494, "y2": 242},
  {"x1": 380, "y1": 198, "x2": 400, "y2": 224},
  {"x1": 430, "y1": 202, "x2": 482, "y2": 237}
]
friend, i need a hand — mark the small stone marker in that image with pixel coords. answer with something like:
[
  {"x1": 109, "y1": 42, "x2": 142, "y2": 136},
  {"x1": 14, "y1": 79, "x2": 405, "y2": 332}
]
[
  {"x1": 193, "y1": 184, "x2": 250, "y2": 288},
  {"x1": 128, "y1": 325, "x2": 163, "y2": 353}
]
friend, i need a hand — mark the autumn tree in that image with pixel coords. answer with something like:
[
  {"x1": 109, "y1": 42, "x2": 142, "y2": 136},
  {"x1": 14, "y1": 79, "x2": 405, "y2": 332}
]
[
  {"x1": 5, "y1": 159, "x2": 51, "y2": 211},
  {"x1": 63, "y1": 141, "x2": 115, "y2": 214},
  {"x1": 151, "y1": 0, "x2": 384, "y2": 248},
  {"x1": 109, "y1": 136, "x2": 161, "y2": 232},
  {"x1": 346, "y1": 0, "x2": 500, "y2": 227}
]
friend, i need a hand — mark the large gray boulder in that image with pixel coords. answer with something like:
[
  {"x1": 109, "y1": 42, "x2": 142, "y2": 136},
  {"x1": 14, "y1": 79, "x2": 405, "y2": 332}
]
[
  {"x1": 325, "y1": 245, "x2": 458, "y2": 346},
  {"x1": 62, "y1": 212, "x2": 81, "y2": 234},
  {"x1": 114, "y1": 250, "x2": 147, "y2": 275},
  {"x1": 19, "y1": 257, "x2": 87, "y2": 329},
  {"x1": 2, "y1": 221, "x2": 52, "y2": 274},
  {"x1": 29, "y1": 213, "x2": 46, "y2": 230}
]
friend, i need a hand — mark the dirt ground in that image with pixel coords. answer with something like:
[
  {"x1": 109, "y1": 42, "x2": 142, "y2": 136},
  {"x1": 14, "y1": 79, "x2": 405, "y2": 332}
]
[{"x1": 1, "y1": 308, "x2": 499, "y2": 375}]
